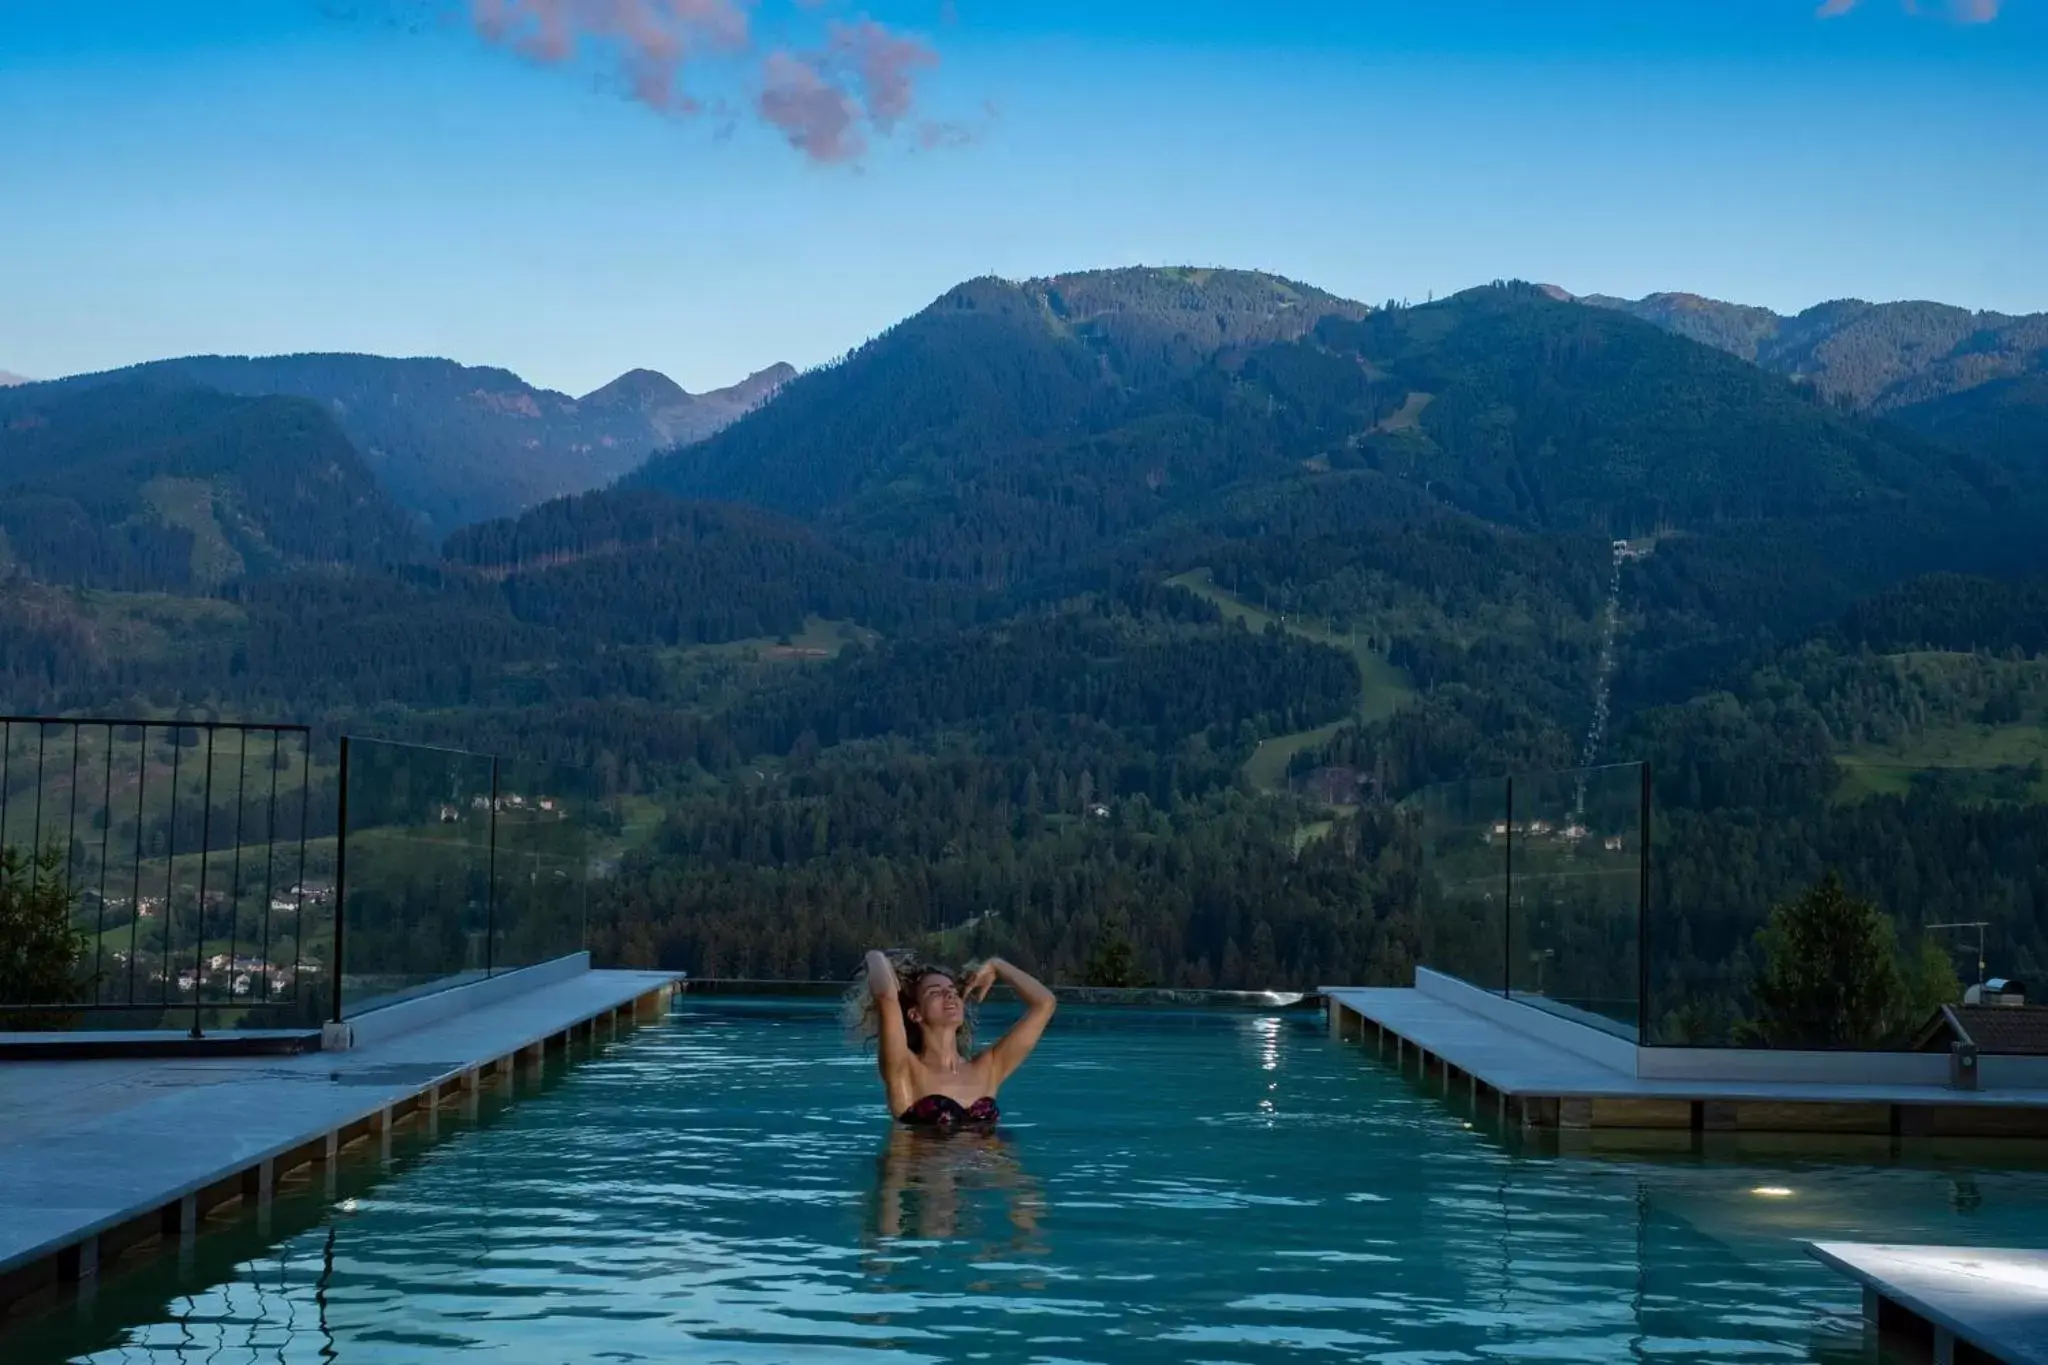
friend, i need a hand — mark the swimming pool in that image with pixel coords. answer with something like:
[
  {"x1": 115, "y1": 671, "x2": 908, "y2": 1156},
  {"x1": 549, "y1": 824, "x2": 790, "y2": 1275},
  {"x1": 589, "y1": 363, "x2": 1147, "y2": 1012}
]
[{"x1": 16, "y1": 998, "x2": 2048, "y2": 1363}]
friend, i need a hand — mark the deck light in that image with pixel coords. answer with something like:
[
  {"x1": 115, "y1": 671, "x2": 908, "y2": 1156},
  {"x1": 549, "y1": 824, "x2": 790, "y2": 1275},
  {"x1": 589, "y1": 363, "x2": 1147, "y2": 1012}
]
[{"x1": 1750, "y1": 1186, "x2": 1794, "y2": 1198}]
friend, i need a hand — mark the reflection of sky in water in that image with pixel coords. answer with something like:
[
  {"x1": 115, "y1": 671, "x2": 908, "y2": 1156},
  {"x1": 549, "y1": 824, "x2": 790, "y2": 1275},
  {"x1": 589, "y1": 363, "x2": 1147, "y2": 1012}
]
[{"x1": 21, "y1": 1000, "x2": 2048, "y2": 1364}]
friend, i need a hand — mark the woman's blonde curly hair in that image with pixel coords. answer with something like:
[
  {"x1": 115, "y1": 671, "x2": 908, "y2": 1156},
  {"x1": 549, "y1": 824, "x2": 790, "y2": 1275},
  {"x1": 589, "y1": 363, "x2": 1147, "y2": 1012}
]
[{"x1": 845, "y1": 951, "x2": 979, "y2": 1056}]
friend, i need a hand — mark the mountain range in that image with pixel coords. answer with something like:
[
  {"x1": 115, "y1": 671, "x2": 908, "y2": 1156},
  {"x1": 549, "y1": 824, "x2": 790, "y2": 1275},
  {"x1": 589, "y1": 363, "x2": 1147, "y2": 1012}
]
[
  {"x1": 4, "y1": 265, "x2": 2046, "y2": 1001},
  {"x1": 1578, "y1": 290, "x2": 2048, "y2": 493},
  {"x1": 631, "y1": 271, "x2": 2036, "y2": 592},
  {"x1": 1578, "y1": 290, "x2": 2048, "y2": 408},
  {"x1": 0, "y1": 371, "x2": 32, "y2": 387},
  {"x1": 12, "y1": 354, "x2": 793, "y2": 534}
]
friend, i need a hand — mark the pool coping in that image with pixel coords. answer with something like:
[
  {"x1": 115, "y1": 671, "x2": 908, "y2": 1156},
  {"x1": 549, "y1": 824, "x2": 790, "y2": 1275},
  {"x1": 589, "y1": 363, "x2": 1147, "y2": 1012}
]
[
  {"x1": 1809, "y1": 1241, "x2": 2048, "y2": 1364},
  {"x1": 1326, "y1": 978, "x2": 2048, "y2": 1137},
  {"x1": 680, "y1": 978, "x2": 1322, "y2": 1008},
  {"x1": 0, "y1": 961, "x2": 682, "y2": 1322}
]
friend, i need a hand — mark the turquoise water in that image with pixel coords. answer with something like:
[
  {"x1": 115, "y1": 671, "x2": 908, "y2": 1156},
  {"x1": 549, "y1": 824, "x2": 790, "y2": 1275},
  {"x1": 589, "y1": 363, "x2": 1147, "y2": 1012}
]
[{"x1": 19, "y1": 1000, "x2": 2048, "y2": 1363}]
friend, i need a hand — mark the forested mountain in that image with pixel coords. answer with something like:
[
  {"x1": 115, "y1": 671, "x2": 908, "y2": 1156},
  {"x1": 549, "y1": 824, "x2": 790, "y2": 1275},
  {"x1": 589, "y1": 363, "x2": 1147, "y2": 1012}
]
[
  {"x1": 634, "y1": 275, "x2": 2016, "y2": 595},
  {"x1": 35, "y1": 352, "x2": 793, "y2": 533},
  {"x1": 627, "y1": 268, "x2": 1371, "y2": 578},
  {"x1": 1889, "y1": 372, "x2": 2048, "y2": 497},
  {"x1": 6, "y1": 267, "x2": 2048, "y2": 1004},
  {"x1": 1581, "y1": 290, "x2": 2048, "y2": 496},
  {"x1": 1580, "y1": 290, "x2": 2048, "y2": 410},
  {"x1": 0, "y1": 378, "x2": 420, "y2": 591},
  {"x1": 443, "y1": 488, "x2": 970, "y2": 647},
  {"x1": 1281, "y1": 286, "x2": 1995, "y2": 530}
]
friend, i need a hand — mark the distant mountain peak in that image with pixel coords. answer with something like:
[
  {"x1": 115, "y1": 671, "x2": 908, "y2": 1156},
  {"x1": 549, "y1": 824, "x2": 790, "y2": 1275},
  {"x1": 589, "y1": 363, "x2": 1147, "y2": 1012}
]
[
  {"x1": 582, "y1": 368, "x2": 692, "y2": 409},
  {"x1": 724, "y1": 362, "x2": 797, "y2": 402},
  {"x1": 0, "y1": 370, "x2": 33, "y2": 387},
  {"x1": 696, "y1": 363, "x2": 797, "y2": 417},
  {"x1": 582, "y1": 363, "x2": 796, "y2": 415}
]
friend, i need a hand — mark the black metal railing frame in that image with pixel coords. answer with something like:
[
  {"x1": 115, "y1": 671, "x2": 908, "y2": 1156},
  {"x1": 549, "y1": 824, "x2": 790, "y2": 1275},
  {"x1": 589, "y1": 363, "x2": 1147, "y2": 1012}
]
[
  {"x1": 0, "y1": 715, "x2": 318, "y2": 1037},
  {"x1": 2, "y1": 718, "x2": 600, "y2": 1035}
]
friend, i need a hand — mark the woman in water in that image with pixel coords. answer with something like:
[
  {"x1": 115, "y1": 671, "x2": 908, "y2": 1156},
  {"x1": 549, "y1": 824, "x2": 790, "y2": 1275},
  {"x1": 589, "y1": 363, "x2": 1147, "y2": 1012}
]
[{"x1": 853, "y1": 950, "x2": 1057, "y2": 1128}]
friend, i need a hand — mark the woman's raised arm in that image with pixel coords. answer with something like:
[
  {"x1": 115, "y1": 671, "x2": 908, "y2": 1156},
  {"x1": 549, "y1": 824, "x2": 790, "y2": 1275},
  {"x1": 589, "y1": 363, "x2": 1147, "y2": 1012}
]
[
  {"x1": 967, "y1": 958, "x2": 1057, "y2": 1085},
  {"x1": 865, "y1": 949, "x2": 910, "y2": 1069}
]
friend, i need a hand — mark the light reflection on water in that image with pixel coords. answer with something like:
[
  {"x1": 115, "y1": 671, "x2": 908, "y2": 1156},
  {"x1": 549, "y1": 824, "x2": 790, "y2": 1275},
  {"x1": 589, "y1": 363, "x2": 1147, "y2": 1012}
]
[{"x1": 20, "y1": 1000, "x2": 2048, "y2": 1363}]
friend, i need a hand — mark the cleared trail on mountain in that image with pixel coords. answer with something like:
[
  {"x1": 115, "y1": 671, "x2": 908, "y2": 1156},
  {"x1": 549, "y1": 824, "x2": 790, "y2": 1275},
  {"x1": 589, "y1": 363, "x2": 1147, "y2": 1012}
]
[{"x1": 1166, "y1": 569, "x2": 1415, "y2": 795}]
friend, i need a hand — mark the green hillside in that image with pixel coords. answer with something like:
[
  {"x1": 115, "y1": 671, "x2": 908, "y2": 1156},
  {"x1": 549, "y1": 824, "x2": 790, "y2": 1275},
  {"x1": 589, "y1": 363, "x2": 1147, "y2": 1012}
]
[
  {"x1": 1165, "y1": 567, "x2": 1414, "y2": 792},
  {"x1": 0, "y1": 379, "x2": 421, "y2": 590}
]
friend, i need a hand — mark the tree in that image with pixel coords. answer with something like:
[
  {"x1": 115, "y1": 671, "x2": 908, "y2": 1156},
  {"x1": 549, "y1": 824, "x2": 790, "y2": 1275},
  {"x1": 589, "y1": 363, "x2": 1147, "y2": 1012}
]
[
  {"x1": 1747, "y1": 870, "x2": 1903, "y2": 1049},
  {"x1": 0, "y1": 844, "x2": 86, "y2": 1030},
  {"x1": 1901, "y1": 935, "x2": 1964, "y2": 1026},
  {"x1": 1083, "y1": 911, "x2": 1144, "y2": 988}
]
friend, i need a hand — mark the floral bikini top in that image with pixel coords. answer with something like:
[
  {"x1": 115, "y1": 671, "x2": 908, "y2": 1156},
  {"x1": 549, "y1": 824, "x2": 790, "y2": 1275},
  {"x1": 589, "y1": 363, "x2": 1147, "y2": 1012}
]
[{"x1": 898, "y1": 1094, "x2": 999, "y2": 1129}]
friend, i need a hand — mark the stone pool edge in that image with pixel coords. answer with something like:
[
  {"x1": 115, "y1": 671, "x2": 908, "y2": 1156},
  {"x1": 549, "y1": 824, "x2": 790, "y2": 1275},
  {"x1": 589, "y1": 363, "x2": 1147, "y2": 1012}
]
[{"x1": 0, "y1": 967, "x2": 682, "y2": 1323}]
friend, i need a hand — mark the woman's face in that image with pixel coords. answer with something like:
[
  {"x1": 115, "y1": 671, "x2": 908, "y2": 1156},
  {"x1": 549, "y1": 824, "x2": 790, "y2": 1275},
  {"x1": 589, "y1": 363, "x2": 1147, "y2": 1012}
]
[{"x1": 912, "y1": 972, "x2": 964, "y2": 1028}]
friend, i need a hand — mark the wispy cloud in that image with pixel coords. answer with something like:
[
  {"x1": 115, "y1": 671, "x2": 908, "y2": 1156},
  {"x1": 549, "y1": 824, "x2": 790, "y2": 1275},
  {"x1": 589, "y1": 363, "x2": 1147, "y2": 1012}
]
[
  {"x1": 827, "y1": 18, "x2": 935, "y2": 132},
  {"x1": 1818, "y1": 0, "x2": 2002, "y2": 21},
  {"x1": 757, "y1": 49, "x2": 863, "y2": 162},
  {"x1": 462, "y1": 1, "x2": 961, "y2": 164},
  {"x1": 470, "y1": 0, "x2": 750, "y2": 114}
]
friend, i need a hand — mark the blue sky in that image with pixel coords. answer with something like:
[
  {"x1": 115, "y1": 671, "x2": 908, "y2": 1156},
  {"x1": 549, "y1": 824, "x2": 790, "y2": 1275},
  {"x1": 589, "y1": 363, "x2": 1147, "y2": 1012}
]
[{"x1": 2, "y1": 0, "x2": 2044, "y2": 395}]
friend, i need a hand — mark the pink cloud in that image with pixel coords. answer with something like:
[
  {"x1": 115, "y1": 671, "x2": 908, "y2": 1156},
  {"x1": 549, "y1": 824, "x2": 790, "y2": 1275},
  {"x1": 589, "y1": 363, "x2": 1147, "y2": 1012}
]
[
  {"x1": 757, "y1": 50, "x2": 865, "y2": 163},
  {"x1": 466, "y1": 1, "x2": 960, "y2": 165},
  {"x1": 1817, "y1": 0, "x2": 2001, "y2": 19},
  {"x1": 827, "y1": 17, "x2": 937, "y2": 133},
  {"x1": 471, "y1": 0, "x2": 746, "y2": 113}
]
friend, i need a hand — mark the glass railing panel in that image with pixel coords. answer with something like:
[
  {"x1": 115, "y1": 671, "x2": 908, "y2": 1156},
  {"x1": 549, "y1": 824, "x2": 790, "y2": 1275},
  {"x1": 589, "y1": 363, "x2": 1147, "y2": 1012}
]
[
  {"x1": 1412, "y1": 775, "x2": 1509, "y2": 995},
  {"x1": 1508, "y1": 762, "x2": 1643, "y2": 1039},
  {"x1": 488, "y1": 756, "x2": 597, "y2": 975},
  {"x1": 337, "y1": 738, "x2": 495, "y2": 1018}
]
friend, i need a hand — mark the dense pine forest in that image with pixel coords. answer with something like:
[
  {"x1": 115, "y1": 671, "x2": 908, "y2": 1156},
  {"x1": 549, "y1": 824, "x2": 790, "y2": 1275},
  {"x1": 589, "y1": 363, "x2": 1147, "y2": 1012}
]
[{"x1": 4, "y1": 269, "x2": 2046, "y2": 1027}]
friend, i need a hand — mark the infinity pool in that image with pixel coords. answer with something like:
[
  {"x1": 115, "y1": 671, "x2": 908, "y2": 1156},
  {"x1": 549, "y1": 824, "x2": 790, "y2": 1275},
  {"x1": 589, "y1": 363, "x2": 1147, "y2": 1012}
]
[{"x1": 18, "y1": 999, "x2": 2048, "y2": 1363}]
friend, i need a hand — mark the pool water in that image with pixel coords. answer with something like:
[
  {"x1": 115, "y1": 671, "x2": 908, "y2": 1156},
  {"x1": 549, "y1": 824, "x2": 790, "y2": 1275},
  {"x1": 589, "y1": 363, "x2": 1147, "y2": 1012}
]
[{"x1": 19, "y1": 1000, "x2": 2048, "y2": 1363}]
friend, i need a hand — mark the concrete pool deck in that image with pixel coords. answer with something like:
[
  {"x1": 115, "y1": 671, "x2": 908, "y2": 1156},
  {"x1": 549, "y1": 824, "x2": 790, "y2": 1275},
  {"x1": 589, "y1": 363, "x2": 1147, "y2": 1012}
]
[
  {"x1": 0, "y1": 958, "x2": 681, "y2": 1320},
  {"x1": 1810, "y1": 1242, "x2": 2048, "y2": 1364},
  {"x1": 1326, "y1": 974, "x2": 2048, "y2": 1137}
]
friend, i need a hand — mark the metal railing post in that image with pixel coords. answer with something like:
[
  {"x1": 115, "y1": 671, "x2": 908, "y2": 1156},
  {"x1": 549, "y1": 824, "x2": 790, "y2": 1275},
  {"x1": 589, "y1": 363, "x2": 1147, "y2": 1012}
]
[
  {"x1": 332, "y1": 737, "x2": 351, "y2": 1026},
  {"x1": 95, "y1": 724, "x2": 113, "y2": 1005},
  {"x1": 1502, "y1": 775, "x2": 1514, "y2": 998},
  {"x1": 29, "y1": 722, "x2": 47, "y2": 893},
  {"x1": 486, "y1": 757, "x2": 500, "y2": 977},
  {"x1": 1638, "y1": 760, "x2": 1653, "y2": 1043},
  {"x1": 128, "y1": 727, "x2": 147, "y2": 1007},
  {"x1": 292, "y1": 734, "x2": 310, "y2": 1022},
  {"x1": 163, "y1": 732, "x2": 182, "y2": 1009},
  {"x1": 192, "y1": 727, "x2": 216, "y2": 1039}
]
